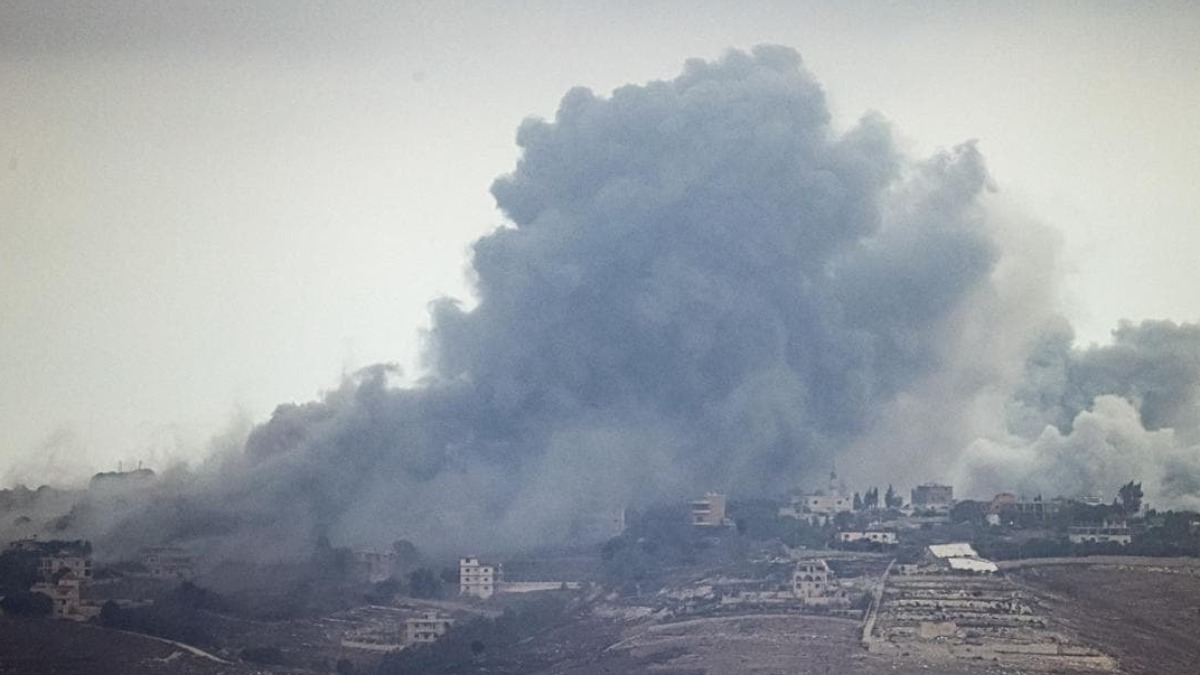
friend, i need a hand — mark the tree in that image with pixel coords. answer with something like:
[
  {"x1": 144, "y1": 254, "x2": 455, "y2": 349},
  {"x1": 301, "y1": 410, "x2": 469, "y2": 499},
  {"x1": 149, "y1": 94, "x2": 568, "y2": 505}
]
[
  {"x1": 391, "y1": 540, "x2": 421, "y2": 576},
  {"x1": 864, "y1": 487, "x2": 879, "y2": 510},
  {"x1": 408, "y1": 568, "x2": 442, "y2": 599},
  {"x1": 950, "y1": 500, "x2": 987, "y2": 525},
  {"x1": 853, "y1": 492, "x2": 863, "y2": 511},
  {"x1": 0, "y1": 590, "x2": 52, "y2": 617},
  {"x1": 99, "y1": 600, "x2": 127, "y2": 628},
  {"x1": 885, "y1": 484, "x2": 903, "y2": 509},
  {"x1": 1118, "y1": 481, "x2": 1143, "y2": 515}
]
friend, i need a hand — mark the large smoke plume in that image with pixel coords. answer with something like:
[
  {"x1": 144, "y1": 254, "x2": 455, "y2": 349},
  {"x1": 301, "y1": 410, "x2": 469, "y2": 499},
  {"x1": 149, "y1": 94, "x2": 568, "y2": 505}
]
[{"x1": 8, "y1": 46, "x2": 1200, "y2": 559}]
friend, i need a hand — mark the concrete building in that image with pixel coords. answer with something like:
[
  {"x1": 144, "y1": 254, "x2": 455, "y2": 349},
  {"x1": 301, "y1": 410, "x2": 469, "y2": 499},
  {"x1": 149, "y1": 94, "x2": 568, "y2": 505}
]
[
  {"x1": 792, "y1": 559, "x2": 833, "y2": 599},
  {"x1": 141, "y1": 546, "x2": 193, "y2": 580},
  {"x1": 1069, "y1": 522, "x2": 1132, "y2": 545},
  {"x1": 568, "y1": 506, "x2": 627, "y2": 541},
  {"x1": 779, "y1": 491, "x2": 853, "y2": 524},
  {"x1": 405, "y1": 611, "x2": 454, "y2": 645},
  {"x1": 911, "y1": 483, "x2": 954, "y2": 511},
  {"x1": 31, "y1": 577, "x2": 87, "y2": 620},
  {"x1": 792, "y1": 559, "x2": 848, "y2": 606},
  {"x1": 796, "y1": 493, "x2": 854, "y2": 513},
  {"x1": 353, "y1": 549, "x2": 397, "y2": 584},
  {"x1": 31, "y1": 545, "x2": 96, "y2": 621},
  {"x1": 38, "y1": 553, "x2": 92, "y2": 582},
  {"x1": 690, "y1": 492, "x2": 728, "y2": 527},
  {"x1": 988, "y1": 493, "x2": 1063, "y2": 522},
  {"x1": 459, "y1": 557, "x2": 496, "y2": 599},
  {"x1": 780, "y1": 469, "x2": 855, "y2": 522},
  {"x1": 837, "y1": 530, "x2": 898, "y2": 546}
]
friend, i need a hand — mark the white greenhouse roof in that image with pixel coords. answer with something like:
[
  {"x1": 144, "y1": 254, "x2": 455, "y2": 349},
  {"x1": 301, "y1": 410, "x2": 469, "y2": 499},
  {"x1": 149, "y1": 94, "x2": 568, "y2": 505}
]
[
  {"x1": 927, "y1": 543, "x2": 978, "y2": 559},
  {"x1": 947, "y1": 557, "x2": 999, "y2": 573}
]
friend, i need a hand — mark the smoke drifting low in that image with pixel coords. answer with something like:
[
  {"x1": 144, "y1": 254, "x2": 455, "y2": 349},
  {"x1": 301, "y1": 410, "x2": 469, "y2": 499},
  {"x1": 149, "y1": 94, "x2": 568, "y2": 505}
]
[
  {"x1": 9, "y1": 46, "x2": 1200, "y2": 558},
  {"x1": 958, "y1": 319, "x2": 1200, "y2": 510}
]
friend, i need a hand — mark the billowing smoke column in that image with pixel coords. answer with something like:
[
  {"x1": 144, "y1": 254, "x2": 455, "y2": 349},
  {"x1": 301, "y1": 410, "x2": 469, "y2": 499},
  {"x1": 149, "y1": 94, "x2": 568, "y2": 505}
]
[
  {"x1": 75, "y1": 46, "x2": 1200, "y2": 557},
  {"x1": 958, "y1": 319, "x2": 1200, "y2": 510}
]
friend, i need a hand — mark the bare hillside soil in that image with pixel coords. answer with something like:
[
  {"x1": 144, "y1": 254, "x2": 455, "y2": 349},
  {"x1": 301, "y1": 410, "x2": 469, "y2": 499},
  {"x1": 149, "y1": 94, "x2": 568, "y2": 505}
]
[
  {"x1": 0, "y1": 618, "x2": 258, "y2": 675},
  {"x1": 1016, "y1": 564, "x2": 1200, "y2": 675},
  {"x1": 490, "y1": 611, "x2": 1055, "y2": 675}
]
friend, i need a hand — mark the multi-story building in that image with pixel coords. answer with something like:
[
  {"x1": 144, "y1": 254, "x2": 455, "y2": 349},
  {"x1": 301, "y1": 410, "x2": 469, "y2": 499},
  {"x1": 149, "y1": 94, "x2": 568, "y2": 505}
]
[
  {"x1": 38, "y1": 553, "x2": 92, "y2": 582},
  {"x1": 1069, "y1": 521, "x2": 1132, "y2": 545},
  {"x1": 779, "y1": 492, "x2": 853, "y2": 525},
  {"x1": 405, "y1": 612, "x2": 454, "y2": 645},
  {"x1": 352, "y1": 549, "x2": 397, "y2": 584},
  {"x1": 911, "y1": 483, "x2": 954, "y2": 511},
  {"x1": 141, "y1": 546, "x2": 194, "y2": 580},
  {"x1": 988, "y1": 493, "x2": 1064, "y2": 521},
  {"x1": 690, "y1": 492, "x2": 728, "y2": 527},
  {"x1": 31, "y1": 577, "x2": 86, "y2": 620},
  {"x1": 459, "y1": 557, "x2": 496, "y2": 599},
  {"x1": 792, "y1": 559, "x2": 840, "y2": 605}
]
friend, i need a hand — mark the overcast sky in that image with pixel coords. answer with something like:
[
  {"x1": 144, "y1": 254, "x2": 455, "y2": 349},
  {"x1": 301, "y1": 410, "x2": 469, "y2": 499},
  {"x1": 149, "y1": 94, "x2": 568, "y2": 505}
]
[{"x1": 2, "y1": 0, "x2": 1198, "y2": 484}]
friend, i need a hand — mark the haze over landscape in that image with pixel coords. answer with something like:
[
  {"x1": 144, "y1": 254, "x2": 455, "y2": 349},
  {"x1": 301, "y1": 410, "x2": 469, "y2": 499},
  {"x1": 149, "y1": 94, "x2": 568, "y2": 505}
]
[{"x1": 3, "y1": 1, "x2": 1200, "y2": 558}]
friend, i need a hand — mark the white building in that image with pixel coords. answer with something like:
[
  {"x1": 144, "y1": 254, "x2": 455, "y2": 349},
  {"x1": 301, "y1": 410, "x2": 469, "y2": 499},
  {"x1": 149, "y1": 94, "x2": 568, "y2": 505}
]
[
  {"x1": 779, "y1": 493, "x2": 854, "y2": 524},
  {"x1": 792, "y1": 559, "x2": 833, "y2": 600},
  {"x1": 690, "y1": 492, "x2": 729, "y2": 527},
  {"x1": 1069, "y1": 522, "x2": 1132, "y2": 545},
  {"x1": 459, "y1": 557, "x2": 496, "y2": 599},
  {"x1": 405, "y1": 611, "x2": 454, "y2": 645},
  {"x1": 837, "y1": 530, "x2": 898, "y2": 546}
]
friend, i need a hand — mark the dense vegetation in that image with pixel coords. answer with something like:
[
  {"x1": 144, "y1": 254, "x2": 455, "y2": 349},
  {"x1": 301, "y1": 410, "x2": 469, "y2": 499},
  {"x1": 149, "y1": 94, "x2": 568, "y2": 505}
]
[
  {"x1": 0, "y1": 539, "x2": 90, "y2": 593},
  {"x1": 377, "y1": 596, "x2": 570, "y2": 675},
  {"x1": 100, "y1": 581, "x2": 228, "y2": 646}
]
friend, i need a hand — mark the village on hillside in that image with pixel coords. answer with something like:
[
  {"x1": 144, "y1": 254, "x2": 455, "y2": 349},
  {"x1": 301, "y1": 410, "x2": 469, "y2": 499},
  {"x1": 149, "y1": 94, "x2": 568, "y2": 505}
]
[{"x1": 3, "y1": 467, "x2": 1200, "y2": 674}]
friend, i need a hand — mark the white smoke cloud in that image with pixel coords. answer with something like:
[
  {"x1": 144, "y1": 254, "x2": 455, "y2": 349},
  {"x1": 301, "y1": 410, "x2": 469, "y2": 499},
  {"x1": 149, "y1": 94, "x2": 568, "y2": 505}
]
[{"x1": 957, "y1": 395, "x2": 1200, "y2": 511}]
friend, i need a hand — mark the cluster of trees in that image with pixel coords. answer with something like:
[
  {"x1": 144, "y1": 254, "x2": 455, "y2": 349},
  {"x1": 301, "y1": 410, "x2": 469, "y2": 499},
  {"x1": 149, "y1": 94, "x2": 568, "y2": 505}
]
[
  {"x1": 1117, "y1": 480, "x2": 1143, "y2": 515},
  {"x1": 852, "y1": 485, "x2": 903, "y2": 511},
  {"x1": 0, "y1": 589, "x2": 52, "y2": 617},
  {"x1": 0, "y1": 539, "x2": 93, "y2": 618},
  {"x1": 100, "y1": 581, "x2": 227, "y2": 646},
  {"x1": 378, "y1": 596, "x2": 569, "y2": 675},
  {"x1": 0, "y1": 539, "x2": 90, "y2": 594},
  {"x1": 951, "y1": 481, "x2": 1150, "y2": 530},
  {"x1": 730, "y1": 500, "x2": 843, "y2": 548},
  {"x1": 601, "y1": 504, "x2": 700, "y2": 591}
]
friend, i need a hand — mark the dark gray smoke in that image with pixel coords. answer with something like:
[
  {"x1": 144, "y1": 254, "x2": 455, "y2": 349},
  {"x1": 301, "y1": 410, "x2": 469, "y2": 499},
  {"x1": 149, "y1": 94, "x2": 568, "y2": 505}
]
[
  {"x1": 9, "y1": 45, "x2": 1200, "y2": 559},
  {"x1": 199, "y1": 45, "x2": 1002, "y2": 554}
]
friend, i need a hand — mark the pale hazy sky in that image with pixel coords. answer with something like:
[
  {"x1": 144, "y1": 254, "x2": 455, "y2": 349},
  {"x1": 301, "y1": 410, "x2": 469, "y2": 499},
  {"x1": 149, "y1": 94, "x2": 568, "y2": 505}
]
[{"x1": 2, "y1": 1, "x2": 1198, "y2": 484}]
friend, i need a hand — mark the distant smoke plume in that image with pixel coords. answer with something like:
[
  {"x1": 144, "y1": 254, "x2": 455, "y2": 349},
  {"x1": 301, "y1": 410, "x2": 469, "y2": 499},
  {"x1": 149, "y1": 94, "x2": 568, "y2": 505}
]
[
  {"x1": 957, "y1": 319, "x2": 1200, "y2": 510},
  {"x1": 216, "y1": 44, "x2": 1003, "y2": 553},
  {"x1": 9, "y1": 45, "x2": 1200, "y2": 559}
]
